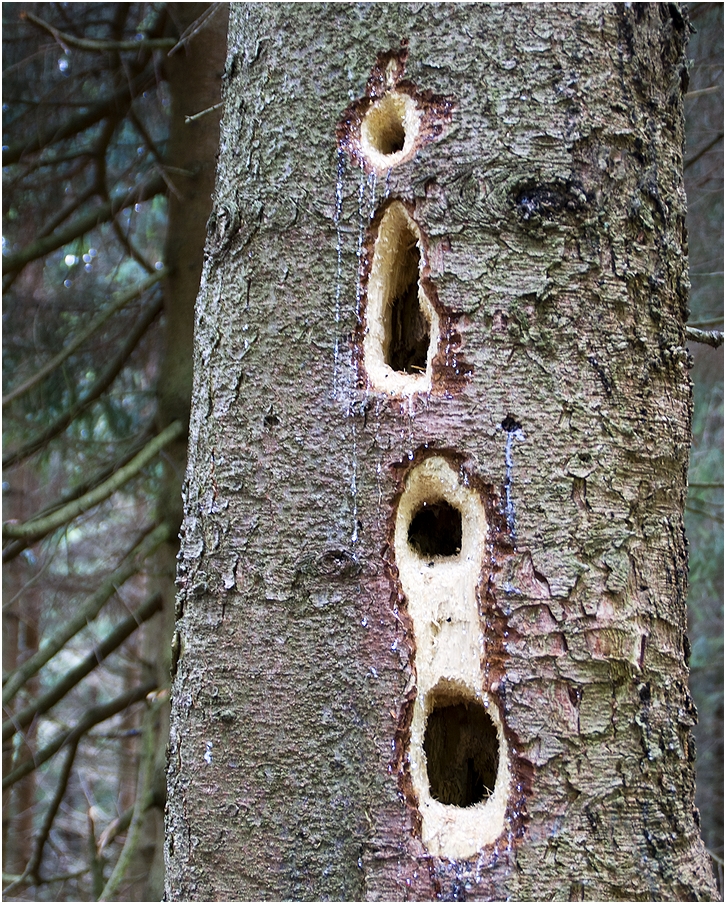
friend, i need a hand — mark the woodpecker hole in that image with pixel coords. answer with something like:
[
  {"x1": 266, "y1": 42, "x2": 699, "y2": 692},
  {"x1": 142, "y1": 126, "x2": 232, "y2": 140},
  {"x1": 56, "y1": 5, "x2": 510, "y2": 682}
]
[
  {"x1": 424, "y1": 698, "x2": 499, "y2": 808},
  {"x1": 360, "y1": 92, "x2": 420, "y2": 169},
  {"x1": 364, "y1": 202, "x2": 438, "y2": 394},
  {"x1": 408, "y1": 499, "x2": 462, "y2": 558}
]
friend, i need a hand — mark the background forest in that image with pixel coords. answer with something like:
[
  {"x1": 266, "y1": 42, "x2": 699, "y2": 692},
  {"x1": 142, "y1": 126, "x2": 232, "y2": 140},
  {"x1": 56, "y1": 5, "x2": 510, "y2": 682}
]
[{"x1": 2, "y1": 2, "x2": 722, "y2": 900}]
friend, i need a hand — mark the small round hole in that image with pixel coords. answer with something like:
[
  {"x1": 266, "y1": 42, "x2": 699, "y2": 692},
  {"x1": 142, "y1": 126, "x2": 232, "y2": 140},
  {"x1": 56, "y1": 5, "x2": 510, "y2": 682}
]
[
  {"x1": 360, "y1": 93, "x2": 419, "y2": 168},
  {"x1": 424, "y1": 699, "x2": 499, "y2": 807},
  {"x1": 407, "y1": 500, "x2": 462, "y2": 557}
]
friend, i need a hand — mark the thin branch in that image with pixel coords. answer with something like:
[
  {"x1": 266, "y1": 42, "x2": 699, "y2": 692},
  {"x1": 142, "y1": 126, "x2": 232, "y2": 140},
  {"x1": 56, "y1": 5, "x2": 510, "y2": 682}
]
[
  {"x1": 685, "y1": 503, "x2": 724, "y2": 524},
  {"x1": 3, "y1": 270, "x2": 166, "y2": 408},
  {"x1": 688, "y1": 316, "x2": 724, "y2": 328},
  {"x1": 98, "y1": 696, "x2": 162, "y2": 901},
  {"x1": 22, "y1": 10, "x2": 176, "y2": 54},
  {"x1": 3, "y1": 294, "x2": 164, "y2": 470},
  {"x1": 111, "y1": 214, "x2": 156, "y2": 274},
  {"x1": 185, "y1": 102, "x2": 224, "y2": 124},
  {"x1": 36, "y1": 182, "x2": 97, "y2": 242},
  {"x1": 685, "y1": 326, "x2": 724, "y2": 348},
  {"x1": 2, "y1": 681, "x2": 157, "y2": 790},
  {"x1": 97, "y1": 787, "x2": 162, "y2": 853},
  {"x1": 2, "y1": 532, "x2": 62, "y2": 607},
  {"x1": 168, "y1": 3, "x2": 225, "y2": 56},
  {"x1": 26, "y1": 738, "x2": 80, "y2": 886},
  {"x1": 685, "y1": 131, "x2": 724, "y2": 170},
  {"x1": 129, "y1": 107, "x2": 165, "y2": 164},
  {"x1": 3, "y1": 430, "x2": 155, "y2": 565},
  {"x1": 2, "y1": 524, "x2": 170, "y2": 704},
  {"x1": 1, "y1": 174, "x2": 166, "y2": 276},
  {"x1": 3, "y1": 423, "x2": 183, "y2": 544},
  {"x1": 2, "y1": 867, "x2": 90, "y2": 894},
  {"x1": 2, "y1": 592, "x2": 163, "y2": 743},
  {"x1": 685, "y1": 85, "x2": 722, "y2": 99}
]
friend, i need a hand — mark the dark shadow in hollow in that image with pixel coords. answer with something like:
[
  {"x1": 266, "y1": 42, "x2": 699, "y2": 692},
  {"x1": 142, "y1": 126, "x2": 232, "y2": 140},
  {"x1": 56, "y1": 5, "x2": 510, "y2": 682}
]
[
  {"x1": 386, "y1": 241, "x2": 430, "y2": 374},
  {"x1": 424, "y1": 699, "x2": 499, "y2": 807},
  {"x1": 377, "y1": 118, "x2": 406, "y2": 154},
  {"x1": 408, "y1": 500, "x2": 462, "y2": 557}
]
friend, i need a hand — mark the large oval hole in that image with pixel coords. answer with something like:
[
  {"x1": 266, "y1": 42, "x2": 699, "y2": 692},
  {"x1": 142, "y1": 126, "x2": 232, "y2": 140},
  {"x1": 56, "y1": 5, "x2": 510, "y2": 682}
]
[{"x1": 424, "y1": 699, "x2": 499, "y2": 808}]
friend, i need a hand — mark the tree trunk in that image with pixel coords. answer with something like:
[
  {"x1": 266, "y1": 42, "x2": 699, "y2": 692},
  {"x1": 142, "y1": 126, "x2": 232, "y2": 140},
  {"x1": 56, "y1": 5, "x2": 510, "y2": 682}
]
[
  {"x1": 140, "y1": 3, "x2": 228, "y2": 899},
  {"x1": 166, "y1": 5, "x2": 718, "y2": 900}
]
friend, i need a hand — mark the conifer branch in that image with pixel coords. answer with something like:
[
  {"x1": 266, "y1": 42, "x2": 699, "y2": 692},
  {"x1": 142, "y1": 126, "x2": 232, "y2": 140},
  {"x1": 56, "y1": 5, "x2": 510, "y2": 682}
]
[
  {"x1": 2, "y1": 295, "x2": 164, "y2": 469},
  {"x1": 2, "y1": 593, "x2": 162, "y2": 743},
  {"x1": 3, "y1": 271, "x2": 166, "y2": 408},
  {"x1": 2, "y1": 523, "x2": 170, "y2": 704}
]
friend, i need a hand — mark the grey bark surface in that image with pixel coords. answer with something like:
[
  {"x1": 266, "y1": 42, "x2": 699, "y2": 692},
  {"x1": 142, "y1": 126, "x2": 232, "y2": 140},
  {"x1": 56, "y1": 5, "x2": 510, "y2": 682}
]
[{"x1": 166, "y1": 4, "x2": 718, "y2": 900}]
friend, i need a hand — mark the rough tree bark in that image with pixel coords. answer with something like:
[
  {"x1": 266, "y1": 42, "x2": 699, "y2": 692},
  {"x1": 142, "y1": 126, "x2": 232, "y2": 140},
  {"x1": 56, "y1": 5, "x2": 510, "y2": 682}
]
[{"x1": 166, "y1": 5, "x2": 718, "y2": 900}]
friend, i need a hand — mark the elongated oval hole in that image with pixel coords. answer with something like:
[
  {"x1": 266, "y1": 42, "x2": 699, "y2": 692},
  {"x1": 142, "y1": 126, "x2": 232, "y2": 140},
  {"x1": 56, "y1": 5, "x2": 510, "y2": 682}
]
[
  {"x1": 364, "y1": 203, "x2": 438, "y2": 393},
  {"x1": 424, "y1": 699, "x2": 499, "y2": 808},
  {"x1": 386, "y1": 239, "x2": 430, "y2": 374}
]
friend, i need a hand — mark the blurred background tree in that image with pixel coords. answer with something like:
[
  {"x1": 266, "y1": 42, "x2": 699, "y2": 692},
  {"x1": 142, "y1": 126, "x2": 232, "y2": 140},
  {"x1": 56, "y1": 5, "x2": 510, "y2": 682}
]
[
  {"x1": 1, "y1": 2, "x2": 722, "y2": 900},
  {"x1": 682, "y1": 2, "x2": 724, "y2": 893},
  {"x1": 2, "y1": 3, "x2": 228, "y2": 899}
]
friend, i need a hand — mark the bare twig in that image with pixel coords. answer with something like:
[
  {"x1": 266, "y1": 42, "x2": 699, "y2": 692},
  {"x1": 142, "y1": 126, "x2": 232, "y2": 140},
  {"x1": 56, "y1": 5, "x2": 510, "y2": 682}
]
[
  {"x1": 2, "y1": 593, "x2": 163, "y2": 744},
  {"x1": 185, "y1": 102, "x2": 224, "y2": 124},
  {"x1": 3, "y1": 294, "x2": 164, "y2": 470},
  {"x1": 685, "y1": 326, "x2": 724, "y2": 348},
  {"x1": 168, "y1": 3, "x2": 224, "y2": 56},
  {"x1": 685, "y1": 85, "x2": 721, "y2": 99},
  {"x1": 3, "y1": 270, "x2": 166, "y2": 408},
  {"x1": 685, "y1": 131, "x2": 724, "y2": 170},
  {"x1": 3, "y1": 524, "x2": 170, "y2": 704}
]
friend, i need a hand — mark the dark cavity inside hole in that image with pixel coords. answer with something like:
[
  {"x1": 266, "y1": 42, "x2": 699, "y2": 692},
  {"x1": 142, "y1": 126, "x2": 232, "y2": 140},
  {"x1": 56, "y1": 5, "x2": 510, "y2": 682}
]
[
  {"x1": 376, "y1": 116, "x2": 406, "y2": 155},
  {"x1": 408, "y1": 500, "x2": 462, "y2": 557},
  {"x1": 386, "y1": 241, "x2": 429, "y2": 374},
  {"x1": 424, "y1": 700, "x2": 499, "y2": 808}
]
